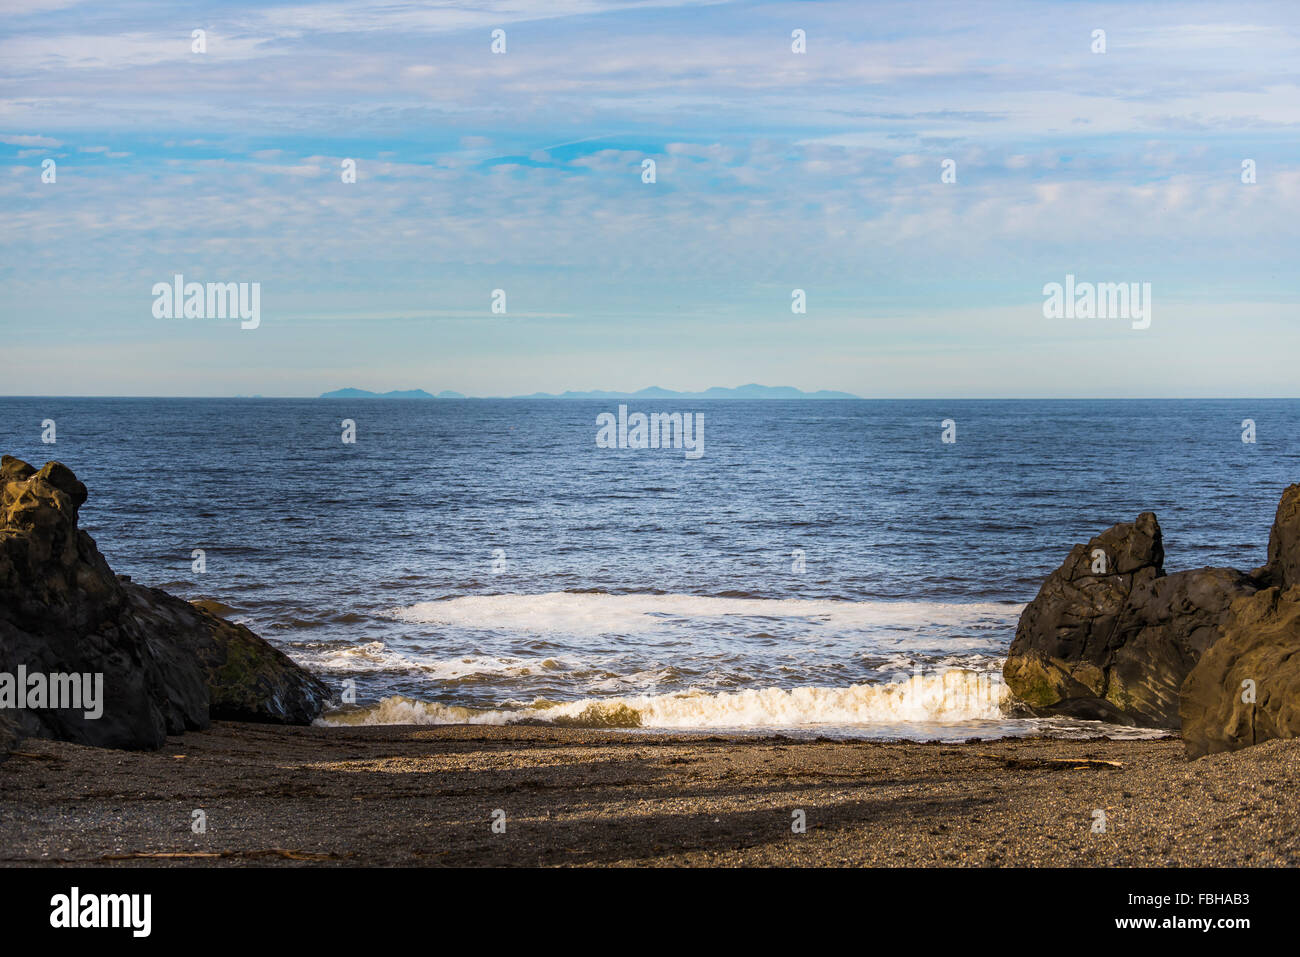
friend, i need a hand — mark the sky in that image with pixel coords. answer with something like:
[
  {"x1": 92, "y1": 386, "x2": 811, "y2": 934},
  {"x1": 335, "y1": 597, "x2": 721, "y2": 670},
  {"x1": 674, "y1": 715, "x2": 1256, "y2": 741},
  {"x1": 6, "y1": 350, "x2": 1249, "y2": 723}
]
[{"x1": 1, "y1": 0, "x2": 1298, "y2": 397}]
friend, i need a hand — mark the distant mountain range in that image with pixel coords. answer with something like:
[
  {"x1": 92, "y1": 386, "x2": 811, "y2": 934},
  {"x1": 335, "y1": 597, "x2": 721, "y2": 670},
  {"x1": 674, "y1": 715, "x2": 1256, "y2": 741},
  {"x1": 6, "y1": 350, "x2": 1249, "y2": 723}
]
[
  {"x1": 319, "y1": 388, "x2": 466, "y2": 399},
  {"x1": 319, "y1": 384, "x2": 858, "y2": 400}
]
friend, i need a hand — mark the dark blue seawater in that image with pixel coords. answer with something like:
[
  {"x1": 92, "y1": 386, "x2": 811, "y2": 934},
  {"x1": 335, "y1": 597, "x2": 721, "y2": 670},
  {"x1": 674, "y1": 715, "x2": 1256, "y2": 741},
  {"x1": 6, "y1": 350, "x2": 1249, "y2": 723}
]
[{"x1": 2, "y1": 398, "x2": 1295, "y2": 739}]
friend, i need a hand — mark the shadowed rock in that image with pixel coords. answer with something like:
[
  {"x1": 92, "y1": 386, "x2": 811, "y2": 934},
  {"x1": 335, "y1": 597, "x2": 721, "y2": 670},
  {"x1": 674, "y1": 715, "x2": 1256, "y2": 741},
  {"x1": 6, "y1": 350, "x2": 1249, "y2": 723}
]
[
  {"x1": 0, "y1": 455, "x2": 330, "y2": 750},
  {"x1": 1004, "y1": 512, "x2": 1257, "y2": 728},
  {"x1": 1106, "y1": 567, "x2": 1259, "y2": 725},
  {"x1": 1259, "y1": 483, "x2": 1300, "y2": 589},
  {"x1": 1181, "y1": 586, "x2": 1300, "y2": 758},
  {"x1": 1005, "y1": 513, "x2": 1161, "y2": 725}
]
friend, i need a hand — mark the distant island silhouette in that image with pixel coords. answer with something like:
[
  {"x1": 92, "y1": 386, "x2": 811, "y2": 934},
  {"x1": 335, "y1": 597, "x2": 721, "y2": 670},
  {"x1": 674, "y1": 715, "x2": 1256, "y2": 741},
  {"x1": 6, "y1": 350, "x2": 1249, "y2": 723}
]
[
  {"x1": 320, "y1": 388, "x2": 465, "y2": 399},
  {"x1": 319, "y1": 384, "x2": 859, "y2": 400}
]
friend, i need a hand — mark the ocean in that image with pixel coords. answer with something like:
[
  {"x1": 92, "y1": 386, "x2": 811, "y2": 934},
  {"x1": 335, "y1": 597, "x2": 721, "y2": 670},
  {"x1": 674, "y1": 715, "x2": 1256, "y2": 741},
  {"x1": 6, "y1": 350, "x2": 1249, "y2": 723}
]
[{"x1": 3, "y1": 397, "x2": 1295, "y2": 741}]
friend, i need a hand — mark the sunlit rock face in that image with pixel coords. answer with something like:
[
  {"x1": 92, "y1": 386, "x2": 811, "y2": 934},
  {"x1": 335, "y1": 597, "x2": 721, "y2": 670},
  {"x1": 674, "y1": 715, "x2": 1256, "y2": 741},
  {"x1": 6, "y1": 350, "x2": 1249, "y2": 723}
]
[{"x1": 0, "y1": 455, "x2": 330, "y2": 751}]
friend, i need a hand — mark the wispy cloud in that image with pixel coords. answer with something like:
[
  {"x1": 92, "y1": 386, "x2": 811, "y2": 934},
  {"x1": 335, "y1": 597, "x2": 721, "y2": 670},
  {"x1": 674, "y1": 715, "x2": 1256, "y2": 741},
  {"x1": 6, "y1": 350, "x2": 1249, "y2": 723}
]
[{"x1": 1, "y1": 0, "x2": 1299, "y2": 396}]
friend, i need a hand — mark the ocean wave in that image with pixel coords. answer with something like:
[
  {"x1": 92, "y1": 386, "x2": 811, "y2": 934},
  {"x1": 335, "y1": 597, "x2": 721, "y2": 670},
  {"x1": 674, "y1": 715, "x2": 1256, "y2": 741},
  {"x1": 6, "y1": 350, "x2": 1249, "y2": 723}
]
[
  {"x1": 320, "y1": 668, "x2": 1010, "y2": 729},
  {"x1": 389, "y1": 592, "x2": 1024, "y2": 636},
  {"x1": 302, "y1": 642, "x2": 575, "y2": 680}
]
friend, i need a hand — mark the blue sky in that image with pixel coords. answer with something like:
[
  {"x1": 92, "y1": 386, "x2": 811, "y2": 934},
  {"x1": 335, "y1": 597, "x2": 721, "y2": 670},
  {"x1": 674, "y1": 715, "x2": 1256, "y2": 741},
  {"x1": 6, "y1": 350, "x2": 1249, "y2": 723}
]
[{"x1": 2, "y1": 0, "x2": 1298, "y2": 397}]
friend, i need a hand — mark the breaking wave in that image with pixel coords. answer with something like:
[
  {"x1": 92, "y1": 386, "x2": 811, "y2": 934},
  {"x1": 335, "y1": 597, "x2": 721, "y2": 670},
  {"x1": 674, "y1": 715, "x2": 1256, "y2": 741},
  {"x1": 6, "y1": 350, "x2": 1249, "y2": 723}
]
[
  {"x1": 321, "y1": 667, "x2": 1009, "y2": 729},
  {"x1": 391, "y1": 592, "x2": 1023, "y2": 636}
]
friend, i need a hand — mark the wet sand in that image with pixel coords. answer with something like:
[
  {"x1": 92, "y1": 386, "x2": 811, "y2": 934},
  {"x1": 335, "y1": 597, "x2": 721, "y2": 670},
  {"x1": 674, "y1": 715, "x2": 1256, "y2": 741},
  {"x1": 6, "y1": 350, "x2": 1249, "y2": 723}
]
[{"x1": 2, "y1": 723, "x2": 1298, "y2": 867}]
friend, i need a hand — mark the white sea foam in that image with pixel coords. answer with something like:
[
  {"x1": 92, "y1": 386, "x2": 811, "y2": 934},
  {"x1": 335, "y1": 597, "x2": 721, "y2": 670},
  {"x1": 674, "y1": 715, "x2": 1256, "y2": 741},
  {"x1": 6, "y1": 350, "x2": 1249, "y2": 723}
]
[
  {"x1": 305, "y1": 642, "x2": 572, "y2": 680},
  {"x1": 321, "y1": 668, "x2": 1010, "y2": 729},
  {"x1": 390, "y1": 592, "x2": 1023, "y2": 636},
  {"x1": 308, "y1": 640, "x2": 413, "y2": 672}
]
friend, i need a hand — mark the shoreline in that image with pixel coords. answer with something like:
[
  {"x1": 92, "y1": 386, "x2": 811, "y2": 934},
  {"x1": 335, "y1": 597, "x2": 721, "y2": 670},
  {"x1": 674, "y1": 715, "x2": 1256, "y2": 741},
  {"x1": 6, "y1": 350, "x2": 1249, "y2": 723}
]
[
  {"x1": 3, "y1": 722, "x2": 1297, "y2": 867},
  {"x1": 317, "y1": 704, "x2": 1175, "y2": 742}
]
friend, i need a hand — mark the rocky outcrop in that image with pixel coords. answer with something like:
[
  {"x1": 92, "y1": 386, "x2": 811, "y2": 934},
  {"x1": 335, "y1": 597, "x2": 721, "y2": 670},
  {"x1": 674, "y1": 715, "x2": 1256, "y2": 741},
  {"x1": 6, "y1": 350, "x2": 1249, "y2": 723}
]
[
  {"x1": 1179, "y1": 486, "x2": 1300, "y2": 757},
  {"x1": 135, "y1": 592, "x2": 327, "y2": 725},
  {"x1": 1004, "y1": 512, "x2": 1258, "y2": 728},
  {"x1": 0, "y1": 455, "x2": 330, "y2": 750},
  {"x1": 1006, "y1": 483, "x2": 1300, "y2": 757},
  {"x1": 1259, "y1": 483, "x2": 1300, "y2": 589},
  {"x1": 1103, "y1": 567, "x2": 1259, "y2": 725},
  {"x1": 1180, "y1": 586, "x2": 1300, "y2": 757}
]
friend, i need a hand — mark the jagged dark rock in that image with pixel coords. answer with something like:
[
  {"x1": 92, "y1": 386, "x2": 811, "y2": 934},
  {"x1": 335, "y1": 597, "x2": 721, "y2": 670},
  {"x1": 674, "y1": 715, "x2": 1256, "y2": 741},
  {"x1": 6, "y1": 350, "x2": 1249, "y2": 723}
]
[
  {"x1": 1259, "y1": 483, "x2": 1300, "y2": 589},
  {"x1": 1004, "y1": 512, "x2": 1258, "y2": 728},
  {"x1": 0, "y1": 455, "x2": 330, "y2": 750},
  {"x1": 1105, "y1": 567, "x2": 1259, "y2": 726},
  {"x1": 1178, "y1": 481, "x2": 1300, "y2": 760},
  {"x1": 1180, "y1": 586, "x2": 1300, "y2": 758},
  {"x1": 1005, "y1": 513, "x2": 1163, "y2": 725},
  {"x1": 1006, "y1": 482, "x2": 1300, "y2": 757}
]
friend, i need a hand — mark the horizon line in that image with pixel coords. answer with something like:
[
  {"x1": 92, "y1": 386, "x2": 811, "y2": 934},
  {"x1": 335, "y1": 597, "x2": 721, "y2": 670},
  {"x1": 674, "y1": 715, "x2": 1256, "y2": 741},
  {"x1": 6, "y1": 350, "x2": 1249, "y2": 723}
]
[{"x1": 3, "y1": 395, "x2": 1300, "y2": 401}]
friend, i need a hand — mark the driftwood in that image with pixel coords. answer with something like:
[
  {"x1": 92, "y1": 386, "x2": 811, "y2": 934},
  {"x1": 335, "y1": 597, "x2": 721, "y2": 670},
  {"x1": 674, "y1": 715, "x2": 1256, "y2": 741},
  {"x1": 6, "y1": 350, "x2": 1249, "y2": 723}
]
[
  {"x1": 99, "y1": 848, "x2": 344, "y2": 862},
  {"x1": 975, "y1": 752, "x2": 1123, "y2": 770}
]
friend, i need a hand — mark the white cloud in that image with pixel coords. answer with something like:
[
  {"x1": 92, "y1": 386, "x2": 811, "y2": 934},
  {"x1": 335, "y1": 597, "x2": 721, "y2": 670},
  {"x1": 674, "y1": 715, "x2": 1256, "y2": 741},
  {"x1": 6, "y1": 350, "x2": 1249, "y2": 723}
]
[{"x1": 0, "y1": 132, "x2": 61, "y2": 146}]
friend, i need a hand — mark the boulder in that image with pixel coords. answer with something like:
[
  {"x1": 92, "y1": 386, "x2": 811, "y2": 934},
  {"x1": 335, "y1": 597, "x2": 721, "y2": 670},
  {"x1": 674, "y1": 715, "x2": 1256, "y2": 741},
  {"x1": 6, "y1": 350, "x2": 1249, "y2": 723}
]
[
  {"x1": 132, "y1": 590, "x2": 328, "y2": 725},
  {"x1": 0, "y1": 455, "x2": 330, "y2": 750},
  {"x1": 1181, "y1": 586, "x2": 1300, "y2": 758},
  {"x1": 1005, "y1": 513, "x2": 1160, "y2": 725},
  {"x1": 1259, "y1": 483, "x2": 1300, "y2": 589},
  {"x1": 1004, "y1": 512, "x2": 1257, "y2": 728},
  {"x1": 1105, "y1": 567, "x2": 1258, "y2": 726}
]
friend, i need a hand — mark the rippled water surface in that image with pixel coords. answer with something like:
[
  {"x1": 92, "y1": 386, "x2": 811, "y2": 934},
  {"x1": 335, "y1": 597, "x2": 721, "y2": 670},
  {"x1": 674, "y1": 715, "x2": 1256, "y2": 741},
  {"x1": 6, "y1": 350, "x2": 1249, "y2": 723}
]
[{"x1": 3, "y1": 397, "x2": 1294, "y2": 739}]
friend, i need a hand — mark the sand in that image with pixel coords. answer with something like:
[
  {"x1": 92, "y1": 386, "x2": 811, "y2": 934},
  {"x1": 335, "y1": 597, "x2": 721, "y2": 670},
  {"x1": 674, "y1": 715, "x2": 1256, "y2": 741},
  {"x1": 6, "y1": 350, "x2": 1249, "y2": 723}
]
[{"x1": 2, "y1": 722, "x2": 1298, "y2": 867}]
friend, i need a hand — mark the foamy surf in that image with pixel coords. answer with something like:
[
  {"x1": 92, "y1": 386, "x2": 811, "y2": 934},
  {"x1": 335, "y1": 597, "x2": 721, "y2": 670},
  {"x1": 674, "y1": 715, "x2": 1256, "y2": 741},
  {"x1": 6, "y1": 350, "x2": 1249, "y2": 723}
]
[
  {"x1": 321, "y1": 667, "x2": 1009, "y2": 730},
  {"x1": 301, "y1": 642, "x2": 573, "y2": 681},
  {"x1": 391, "y1": 592, "x2": 1024, "y2": 636}
]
